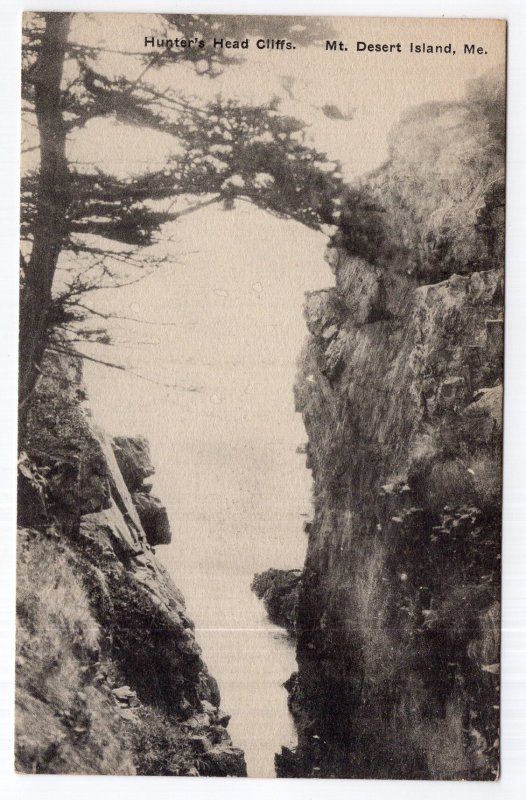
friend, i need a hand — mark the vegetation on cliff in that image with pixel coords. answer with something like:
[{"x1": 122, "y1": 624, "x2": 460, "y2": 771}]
[{"x1": 335, "y1": 70, "x2": 505, "y2": 283}]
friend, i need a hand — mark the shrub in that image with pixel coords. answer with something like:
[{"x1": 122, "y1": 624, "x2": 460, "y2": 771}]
[{"x1": 130, "y1": 707, "x2": 197, "y2": 776}]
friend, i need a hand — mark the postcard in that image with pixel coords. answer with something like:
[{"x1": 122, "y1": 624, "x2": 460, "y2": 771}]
[{"x1": 17, "y1": 12, "x2": 505, "y2": 779}]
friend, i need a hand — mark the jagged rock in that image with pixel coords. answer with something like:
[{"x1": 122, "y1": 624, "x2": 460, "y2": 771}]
[
  {"x1": 202, "y1": 744, "x2": 247, "y2": 777},
  {"x1": 17, "y1": 455, "x2": 47, "y2": 527},
  {"x1": 184, "y1": 713, "x2": 212, "y2": 730},
  {"x1": 303, "y1": 290, "x2": 344, "y2": 338},
  {"x1": 251, "y1": 568, "x2": 302, "y2": 635},
  {"x1": 112, "y1": 686, "x2": 139, "y2": 708},
  {"x1": 200, "y1": 700, "x2": 216, "y2": 717},
  {"x1": 177, "y1": 697, "x2": 193, "y2": 719},
  {"x1": 485, "y1": 318, "x2": 504, "y2": 362},
  {"x1": 211, "y1": 724, "x2": 231, "y2": 743},
  {"x1": 117, "y1": 707, "x2": 138, "y2": 722},
  {"x1": 132, "y1": 492, "x2": 172, "y2": 546},
  {"x1": 205, "y1": 674, "x2": 221, "y2": 708},
  {"x1": 459, "y1": 385, "x2": 503, "y2": 447},
  {"x1": 322, "y1": 331, "x2": 346, "y2": 381},
  {"x1": 334, "y1": 255, "x2": 384, "y2": 323},
  {"x1": 111, "y1": 436, "x2": 155, "y2": 493},
  {"x1": 113, "y1": 685, "x2": 133, "y2": 700},
  {"x1": 324, "y1": 245, "x2": 340, "y2": 273},
  {"x1": 79, "y1": 504, "x2": 143, "y2": 557},
  {"x1": 217, "y1": 710, "x2": 231, "y2": 728},
  {"x1": 188, "y1": 735, "x2": 211, "y2": 754},
  {"x1": 177, "y1": 629, "x2": 201, "y2": 657},
  {"x1": 275, "y1": 745, "x2": 303, "y2": 778}
]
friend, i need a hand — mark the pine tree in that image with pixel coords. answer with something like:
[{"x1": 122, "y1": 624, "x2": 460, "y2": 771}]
[{"x1": 20, "y1": 12, "x2": 344, "y2": 415}]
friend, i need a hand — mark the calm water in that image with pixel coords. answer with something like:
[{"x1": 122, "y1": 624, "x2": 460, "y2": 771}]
[{"x1": 82, "y1": 205, "x2": 331, "y2": 776}]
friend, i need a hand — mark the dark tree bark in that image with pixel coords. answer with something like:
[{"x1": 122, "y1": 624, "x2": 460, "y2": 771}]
[{"x1": 19, "y1": 13, "x2": 72, "y2": 420}]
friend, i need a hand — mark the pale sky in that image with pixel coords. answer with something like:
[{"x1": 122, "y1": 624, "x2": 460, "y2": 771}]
[{"x1": 60, "y1": 13, "x2": 505, "y2": 180}]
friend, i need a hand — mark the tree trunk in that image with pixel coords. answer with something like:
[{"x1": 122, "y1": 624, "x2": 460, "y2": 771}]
[{"x1": 19, "y1": 13, "x2": 72, "y2": 425}]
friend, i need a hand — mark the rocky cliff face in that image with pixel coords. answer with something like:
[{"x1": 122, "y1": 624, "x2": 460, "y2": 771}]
[
  {"x1": 16, "y1": 352, "x2": 246, "y2": 776},
  {"x1": 278, "y1": 76, "x2": 503, "y2": 780}
]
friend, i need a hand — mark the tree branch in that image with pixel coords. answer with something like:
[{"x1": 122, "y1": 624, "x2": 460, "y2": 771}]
[
  {"x1": 48, "y1": 345, "x2": 201, "y2": 391},
  {"x1": 71, "y1": 301, "x2": 179, "y2": 327}
]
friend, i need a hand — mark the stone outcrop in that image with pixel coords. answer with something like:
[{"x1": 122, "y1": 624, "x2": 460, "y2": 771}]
[
  {"x1": 16, "y1": 352, "x2": 246, "y2": 776},
  {"x1": 108, "y1": 437, "x2": 172, "y2": 547},
  {"x1": 278, "y1": 78, "x2": 503, "y2": 781},
  {"x1": 111, "y1": 435, "x2": 155, "y2": 493},
  {"x1": 251, "y1": 569, "x2": 302, "y2": 636}
]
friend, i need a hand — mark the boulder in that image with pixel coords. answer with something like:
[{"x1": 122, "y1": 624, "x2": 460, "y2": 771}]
[
  {"x1": 251, "y1": 568, "x2": 302, "y2": 635},
  {"x1": 132, "y1": 492, "x2": 172, "y2": 546},
  {"x1": 217, "y1": 710, "x2": 231, "y2": 728},
  {"x1": 111, "y1": 436, "x2": 155, "y2": 493},
  {"x1": 202, "y1": 744, "x2": 247, "y2": 777}
]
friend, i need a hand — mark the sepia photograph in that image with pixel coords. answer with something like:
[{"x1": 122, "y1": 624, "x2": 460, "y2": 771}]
[{"x1": 16, "y1": 11, "x2": 505, "y2": 780}]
